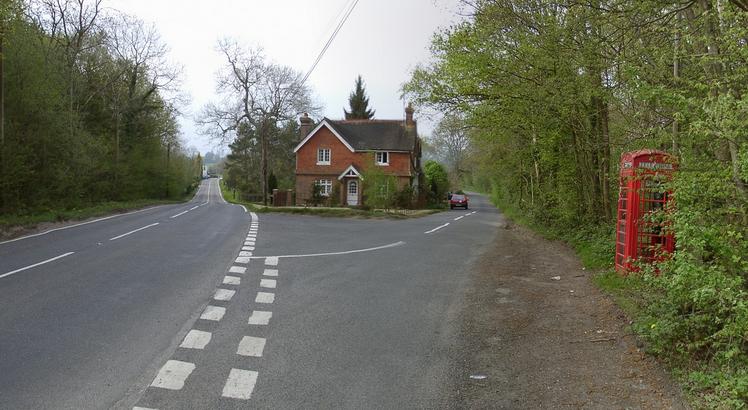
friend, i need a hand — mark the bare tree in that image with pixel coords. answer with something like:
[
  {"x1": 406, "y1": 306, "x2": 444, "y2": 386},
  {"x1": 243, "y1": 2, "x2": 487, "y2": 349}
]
[
  {"x1": 430, "y1": 113, "x2": 471, "y2": 183},
  {"x1": 198, "y1": 39, "x2": 318, "y2": 205}
]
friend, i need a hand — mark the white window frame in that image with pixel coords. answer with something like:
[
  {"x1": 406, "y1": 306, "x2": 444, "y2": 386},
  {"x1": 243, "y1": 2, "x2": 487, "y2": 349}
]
[
  {"x1": 316, "y1": 179, "x2": 332, "y2": 196},
  {"x1": 375, "y1": 151, "x2": 389, "y2": 166},
  {"x1": 317, "y1": 148, "x2": 331, "y2": 165}
]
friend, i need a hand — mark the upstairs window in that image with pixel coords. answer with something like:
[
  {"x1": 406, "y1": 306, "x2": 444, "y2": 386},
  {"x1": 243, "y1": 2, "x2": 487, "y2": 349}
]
[
  {"x1": 376, "y1": 151, "x2": 389, "y2": 166},
  {"x1": 317, "y1": 148, "x2": 331, "y2": 165}
]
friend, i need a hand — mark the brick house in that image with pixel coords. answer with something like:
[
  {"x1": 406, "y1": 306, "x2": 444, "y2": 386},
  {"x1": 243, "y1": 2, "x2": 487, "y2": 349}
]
[{"x1": 293, "y1": 105, "x2": 422, "y2": 206}]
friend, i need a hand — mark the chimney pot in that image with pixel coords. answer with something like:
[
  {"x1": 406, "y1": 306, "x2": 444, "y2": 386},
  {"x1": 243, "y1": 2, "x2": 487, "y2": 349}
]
[
  {"x1": 299, "y1": 113, "x2": 313, "y2": 140},
  {"x1": 405, "y1": 104, "x2": 415, "y2": 127}
]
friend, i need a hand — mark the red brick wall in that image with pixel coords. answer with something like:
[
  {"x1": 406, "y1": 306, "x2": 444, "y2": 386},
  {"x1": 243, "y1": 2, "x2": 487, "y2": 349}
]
[
  {"x1": 295, "y1": 124, "x2": 416, "y2": 206},
  {"x1": 295, "y1": 125, "x2": 413, "y2": 177}
]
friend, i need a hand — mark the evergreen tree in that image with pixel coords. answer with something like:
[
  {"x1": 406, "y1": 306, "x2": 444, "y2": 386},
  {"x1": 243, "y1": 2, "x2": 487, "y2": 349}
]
[{"x1": 344, "y1": 75, "x2": 375, "y2": 119}]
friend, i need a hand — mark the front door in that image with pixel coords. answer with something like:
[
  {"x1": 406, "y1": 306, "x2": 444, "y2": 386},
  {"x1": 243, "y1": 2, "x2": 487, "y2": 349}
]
[{"x1": 347, "y1": 180, "x2": 359, "y2": 206}]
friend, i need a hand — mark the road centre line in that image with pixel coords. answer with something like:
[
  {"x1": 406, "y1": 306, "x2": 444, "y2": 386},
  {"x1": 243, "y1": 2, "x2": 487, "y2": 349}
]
[
  {"x1": 424, "y1": 223, "x2": 449, "y2": 234},
  {"x1": 249, "y1": 241, "x2": 405, "y2": 259},
  {"x1": 109, "y1": 223, "x2": 159, "y2": 241},
  {"x1": 170, "y1": 210, "x2": 189, "y2": 219},
  {"x1": 190, "y1": 205, "x2": 199, "y2": 210},
  {"x1": 0, "y1": 252, "x2": 75, "y2": 280},
  {"x1": 454, "y1": 216, "x2": 464, "y2": 221}
]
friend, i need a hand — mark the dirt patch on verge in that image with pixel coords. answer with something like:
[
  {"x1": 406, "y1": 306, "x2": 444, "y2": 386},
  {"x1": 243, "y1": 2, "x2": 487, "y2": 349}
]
[{"x1": 456, "y1": 216, "x2": 687, "y2": 409}]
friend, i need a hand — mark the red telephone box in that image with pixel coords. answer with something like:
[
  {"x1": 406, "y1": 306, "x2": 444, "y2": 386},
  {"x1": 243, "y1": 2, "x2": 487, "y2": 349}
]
[{"x1": 615, "y1": 150, "x2": 676, "y2": 273}]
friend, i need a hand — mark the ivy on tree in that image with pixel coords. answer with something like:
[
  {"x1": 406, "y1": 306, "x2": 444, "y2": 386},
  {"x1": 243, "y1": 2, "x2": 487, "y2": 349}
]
[{"x1": 344, "y1": 75, "x2": 375, "y2": 120}]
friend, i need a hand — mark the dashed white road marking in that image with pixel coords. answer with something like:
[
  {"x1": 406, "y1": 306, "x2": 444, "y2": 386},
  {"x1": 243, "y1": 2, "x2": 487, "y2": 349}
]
[
  {"x1": 260, "y1": 279, "x2": 276, "y2": 289},
  {"x1": 255, "y1": 292, "x2": 275, "y2": 304},
  {"x1": 180, "y1": 330, "x2": 212, "y2": 349},
  {"x1": 170, "y1": 210, "x2": 189, "y2": 219},
  {"x1": 464, "y1": 212, "x2": 471, "y2": 216},
  {"x1": 0, "y1": 252, "x2": 75, "y2": 280},
  {"x1": 109, "y1": 223, "x2": 159, "y2": 241},
  {"x1": 235, "y1": 256, "x2": 251, "y2": 264},
  {"x1": 200, "y1": 305, "x2": 226, "y2": 321},
  {"x1": 248, "y1": 311, "x2": 272, "y2": 325},
  {"x1": 133, "y1": 406, "x2": 157, "y2": 410},
  {"x1": 454, "y1": 216, "x2": 464, "y2": 221},
  {"x1": 222, "y1": 369, "x2": 258, "y2": 400},
  {"x1": 471, "y1": 211, "x2": 478, "y2": 214},
  {"x1": 244, "y1": 241, "x2": 255, "y2": 246},
  {"x1": 424, "y1": 223, "x2": 449, "y2": 234},
  {"x1": 238, "y1": 251, "x2": 253, "y2": 257},
  {"x1": 150, "y1": 360, "x2": 195, "y2": 390},
  {"x1": 242, "y1": 246, "x2": 255, "y2": 251},
  {"x1": 0, "y1": 206, "x2": 161, "y2": 245},
  {"x1": 263, "y1": 269, "x2": 278, "y2": 277},
  {"x1": 237, "y1": 336, "x2": 266, "y2": 357},
  {"x1": 250, "y1": 212, "x2": 258, "y2": 220},
  {"x1": 223, "y1": 276, "x2": 241, "y2": 285},
  {"x1": 229, "y1": 266, "x2": 246, "y2": 274},
  {"x1": 251, "y1": 241, "x2": 405, "y2": 259},
  {"x1": 264, "y1": 257, "x2": 279, "y2": 266},
  {"x1": 214, "y1": 289, "x2": 236, "y2": 301},
  {"x1": 190, "y1": 205, "x2": 199, "y2": 210},
  {"x1": 247, "y1": 234, "x2": 256, "y2": 239}
]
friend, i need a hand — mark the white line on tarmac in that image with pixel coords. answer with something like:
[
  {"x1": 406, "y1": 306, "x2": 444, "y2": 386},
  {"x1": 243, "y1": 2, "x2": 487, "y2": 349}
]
[
  {"x1": 0, "y1": 206, "x2": 162, "y2": 245},
  {"x1": 249, "y1": 241, "x2": 406, "y2": 259},
  {"x1": 170, "y1": 210, "x2": 189, "y2": 219},
  {"x1": 0, "y1": 252, "x2": 75, "y2": 280},
  {"x1": 255, "y1": 292, "x2": 275, "y2": 304},
  {"x1": 454, "y1": 216, "x2": 464, "y2": 221},
  {"x1": 263, "y1": 269, "x2": 278, "y2": 277},
  {"x1": 235, "y1": 256, "x2": 251, "y2": 264},
  {"x1": 229, "y1": 266, "x2": 246, "y2": 274},
  {"x1": 200, "y1": 305, "x2": 226, "y2": 321},
  {"x1": 109, "y1": 223, "x2": 159, "y2": 241},
  {"x1": 180, "y1": 330, "x2": 212, "y2": 349},
  {"x1": 242, "y1": 246, "x2": 255, "y2": 251},
  {"x1": 424, "y1": 223, "x2": 449, "y2": 234},
  {"x1": 190, "y1": 206, "x2": 199, "y2": 211},
  {"x1": 222, "y1": 369, "x2": 258, "y2": 400},
  {"x1": 240, "y1": 205, "x2": 248, "y2": 213},
  {"x1": 239, "y1": 251, "x2": 252, "y2": 257},
  {"x1": 223, "y1": 276, "x2": 241, "y2": 285},
  {"x1": 214, "y1": 289, "x2": 236, "y2": 301},
  {"x1": 248, "y1": 311, "x2": 272, "y2": 325},
  {"x1": 250, "y1": 212, "x2": 258, "y2": 220},
  {"x1": 260, "y1": 279, "x2": 276, "y2": 289},
  {"x1": 151, "y1": 360, "x2": 195, "y2": 390},
  {"x1": 237, "y1": 336, "x2": 266, "y2": 357},
  {"x1": 264, "y1": 257, "x2": 279, "y2": 266}
]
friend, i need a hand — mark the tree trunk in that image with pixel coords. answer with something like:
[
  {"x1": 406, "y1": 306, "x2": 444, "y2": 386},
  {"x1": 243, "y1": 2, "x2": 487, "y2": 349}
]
[{"x1": 0, "y1": 34, "x2": 5, "y2": 211}]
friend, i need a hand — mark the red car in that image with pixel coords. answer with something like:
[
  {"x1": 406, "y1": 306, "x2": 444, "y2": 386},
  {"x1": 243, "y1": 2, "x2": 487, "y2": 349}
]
[{"x1": 449, "y1": 194, "x2": 469, "y2": 209}]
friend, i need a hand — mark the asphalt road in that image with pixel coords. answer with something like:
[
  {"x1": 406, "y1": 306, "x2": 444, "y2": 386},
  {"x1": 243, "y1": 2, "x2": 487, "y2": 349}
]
[{"x1": 0, "y1": 182, "x2": 501, "y2": 409}]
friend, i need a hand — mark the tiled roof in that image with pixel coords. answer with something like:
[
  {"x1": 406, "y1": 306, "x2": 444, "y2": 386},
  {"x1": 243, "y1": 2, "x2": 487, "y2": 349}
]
[{"x1": 325, "y1": 119, "x2": 416, "y2": 152}]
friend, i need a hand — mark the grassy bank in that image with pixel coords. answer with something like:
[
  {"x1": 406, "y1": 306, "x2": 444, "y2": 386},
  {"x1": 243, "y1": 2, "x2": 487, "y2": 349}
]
[
  {"x1": 220, "y1": 180, "x2": 440, "y2": 219},
  {"x1": 0, "y1": 199, "x2": 183, "y2": 230}
]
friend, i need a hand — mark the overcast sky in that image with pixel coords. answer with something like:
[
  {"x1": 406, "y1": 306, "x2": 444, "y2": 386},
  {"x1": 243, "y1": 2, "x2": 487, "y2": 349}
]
[{"x1": 105, "y1": 0, "x2": 464, "y2": 156}]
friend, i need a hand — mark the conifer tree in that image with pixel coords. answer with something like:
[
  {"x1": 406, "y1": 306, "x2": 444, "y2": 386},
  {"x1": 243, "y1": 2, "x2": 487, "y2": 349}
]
[{"x1": 344, "y1": 75, "x2": 375, "y2": 119}]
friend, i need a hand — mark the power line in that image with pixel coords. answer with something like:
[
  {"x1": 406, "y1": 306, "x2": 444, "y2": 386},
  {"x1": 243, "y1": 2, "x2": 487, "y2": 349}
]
[{"x1": 301, "y1": 0, "x2": 360, "y2": 85}]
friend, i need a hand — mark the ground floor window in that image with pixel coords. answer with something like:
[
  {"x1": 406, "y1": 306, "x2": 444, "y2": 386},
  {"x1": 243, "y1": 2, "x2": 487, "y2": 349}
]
[{"x1": 316, "y1": 179, "x2": 332, "y2": 196}]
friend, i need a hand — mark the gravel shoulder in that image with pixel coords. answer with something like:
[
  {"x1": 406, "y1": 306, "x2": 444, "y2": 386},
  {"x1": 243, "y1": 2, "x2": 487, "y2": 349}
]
[{"x1": 455, "y1": 214, "x2": 688, "y2": 409}]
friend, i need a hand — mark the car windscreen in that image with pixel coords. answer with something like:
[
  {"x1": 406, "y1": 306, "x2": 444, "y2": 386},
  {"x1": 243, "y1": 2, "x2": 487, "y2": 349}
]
[{"x1": 452, "y1": 195, "x2": 465, "y2": 200}]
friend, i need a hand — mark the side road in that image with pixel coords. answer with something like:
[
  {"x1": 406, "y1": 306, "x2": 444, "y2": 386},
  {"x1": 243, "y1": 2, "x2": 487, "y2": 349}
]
[{"x1": 455, "y1": 214, "x2": 688, "y2": 409}]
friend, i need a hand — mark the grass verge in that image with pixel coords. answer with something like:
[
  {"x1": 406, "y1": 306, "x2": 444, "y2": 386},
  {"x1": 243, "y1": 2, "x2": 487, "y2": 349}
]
[
  {"x1": 0, "y1": 199, "x2": 184, "y2": 232},
  {"x1": 220, "y1": 180, "x2": 441, "y2": 219}
]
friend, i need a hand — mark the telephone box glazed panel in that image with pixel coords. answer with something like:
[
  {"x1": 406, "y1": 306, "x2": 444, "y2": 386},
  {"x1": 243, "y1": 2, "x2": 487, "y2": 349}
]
[{"x1": 615, "y1": 150, "x2": 676, "y2": 273}]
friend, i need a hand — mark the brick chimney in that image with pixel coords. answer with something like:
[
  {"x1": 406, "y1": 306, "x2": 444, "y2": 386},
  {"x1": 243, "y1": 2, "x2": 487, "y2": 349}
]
[
  {"x1": 405, "y1": 103, "x2": 415, "y2": 127},
  {"x1": 299, "y1": 113, "x2": 313, "y2": 140}
]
